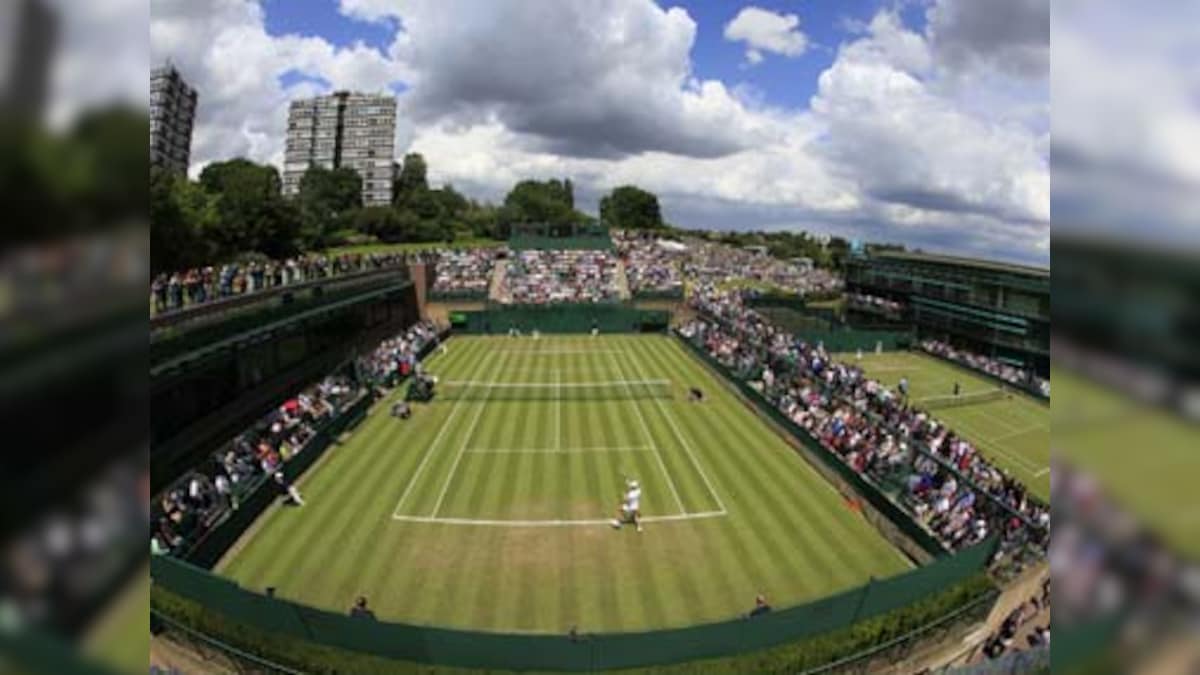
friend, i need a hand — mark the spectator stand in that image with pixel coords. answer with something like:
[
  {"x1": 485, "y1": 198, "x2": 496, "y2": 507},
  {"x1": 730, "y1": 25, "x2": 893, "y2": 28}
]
[
  {"x1": 428, "y1": 248, "x2": 499, "y2": 302},
  {"x1": 152, "y1": 319, "x2": 449, "y2": 570},
  {"x1": 153, "y1": 367, "x2": 370, "y2": 568},
  {"x1": 679, "y1": 288, "x2": 1047, "y2": 569}
]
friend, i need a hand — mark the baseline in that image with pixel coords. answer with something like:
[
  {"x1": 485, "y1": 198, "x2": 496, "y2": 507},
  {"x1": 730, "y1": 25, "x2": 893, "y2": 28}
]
[{"x1": 391, "y1": 510, "x2": 728, "y2": 527}]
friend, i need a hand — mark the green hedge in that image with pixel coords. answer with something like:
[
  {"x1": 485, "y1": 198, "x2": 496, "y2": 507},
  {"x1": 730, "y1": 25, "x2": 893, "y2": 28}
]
[{"x1": 151, "y1": 573, "x2": 995, "y2": 674}]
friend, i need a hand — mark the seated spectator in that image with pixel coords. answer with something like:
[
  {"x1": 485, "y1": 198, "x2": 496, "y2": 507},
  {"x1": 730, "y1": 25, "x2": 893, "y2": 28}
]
[
  {"x1": 748, "y1": 594, "x2": 772, "y2": 618},
  {"x1": 349, "y1": 596, "x2": 376, "y2": 619}
]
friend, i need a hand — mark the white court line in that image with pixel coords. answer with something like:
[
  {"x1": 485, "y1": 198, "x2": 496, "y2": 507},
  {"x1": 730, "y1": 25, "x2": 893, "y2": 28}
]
[
  {"x1": 499, "y1": 349, "x2": 627, "y2": 355},
  {"x1": 430, "y1": 352, "x2": 510, "y2": 517},
  {"x1": 1033, "y1": 468, "x2": 1050, "y2": 478},
  {"x1": 605, "y1": 349, "x2": 686, "y2": 513},
  {"x1": 391, "y1": 348, "x2": 482, "y2": 518},
  {"x1": 626, "y1": 343, "x2": 728, "y2": 513},
  {"x1": 392, "y1": 510, "x2": 727, "y2": 527},
  {"x1": 465, "y1": 446, "x2": 653, "y2": 454},
  {"x1": 989, "y1": 423, "x2": 1049, "y2": 442}
]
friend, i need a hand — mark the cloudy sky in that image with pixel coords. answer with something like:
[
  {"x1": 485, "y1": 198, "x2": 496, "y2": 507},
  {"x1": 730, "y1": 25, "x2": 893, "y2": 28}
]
[{"x1": 146, "y1": 0, "x2": 1050, "y2": 265}]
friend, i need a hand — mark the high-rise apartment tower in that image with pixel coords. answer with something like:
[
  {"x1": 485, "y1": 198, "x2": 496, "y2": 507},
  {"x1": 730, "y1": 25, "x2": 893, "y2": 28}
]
[
  {"x1": 283, "y1": 91, "x2": 396, "y2": 206},
  {"x1": 150, "y1": 64, "x2": 198, "y2": 174}
]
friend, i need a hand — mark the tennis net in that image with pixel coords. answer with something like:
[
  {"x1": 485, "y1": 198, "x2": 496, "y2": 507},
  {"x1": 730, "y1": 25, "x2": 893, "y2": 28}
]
[
  {"x1": 912, "y1": 388, "x2": 1008, "y2": 411},
  {"x1": 436, "y1": 379, "x2": 674, "y2": 401}
]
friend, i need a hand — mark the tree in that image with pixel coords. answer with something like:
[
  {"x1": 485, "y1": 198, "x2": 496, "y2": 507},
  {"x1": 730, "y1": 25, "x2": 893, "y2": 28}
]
[
  {"x1": 297, "y1": 165, "x2": 362, "y2": 247},
  {"x1": 503, "y1": 179, "x2": 577, "y2": 225},
  {"x1": 198, "y1": 158, "x2": 298, "y2": 258},
  {"x1": 431, "y1": 183, "x2": 468, "y2": 218},
  {"x1": 393, "y1": 152, "x2": 428, "y2": 205},
  {"x1": 150, "y1": 168, "x2": 216, "y2": 273},
  {"x1": 599, "y1": 185, "x2": 663, "y2": 231}
]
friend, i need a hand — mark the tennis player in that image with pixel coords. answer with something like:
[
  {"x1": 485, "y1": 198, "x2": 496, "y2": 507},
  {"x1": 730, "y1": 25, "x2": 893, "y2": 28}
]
[{"x1": 611, "y1": 479, "x2": 643, "y2": 532}]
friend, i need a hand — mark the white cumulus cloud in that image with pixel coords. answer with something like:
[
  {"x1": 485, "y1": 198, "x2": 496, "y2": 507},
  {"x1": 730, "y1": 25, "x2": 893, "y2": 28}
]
[{"x1": 723, "y1": 6, "x2": 809, "y2": 66}]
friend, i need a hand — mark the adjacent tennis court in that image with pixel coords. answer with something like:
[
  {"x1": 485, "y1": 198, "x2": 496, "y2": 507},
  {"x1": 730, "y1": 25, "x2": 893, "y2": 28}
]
[
  {"x1": 840, "y1": 350, "x2": 1051, "y2": 500},
  {"x1": 1052, "y1": 368, "x2": 1200, "y2": 561},
  {"x1": 217, "y1": 335, "x2": 909, "y2": 633}
]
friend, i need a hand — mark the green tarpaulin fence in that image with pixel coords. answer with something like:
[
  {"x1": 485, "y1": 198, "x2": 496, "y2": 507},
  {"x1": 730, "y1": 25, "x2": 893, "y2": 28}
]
[
  {"x1": 451, "y1": 303, "x2": 670, "y2": 334},
  {"x1": 151, "y1": 536, "x2": 993, "y2": 672}
]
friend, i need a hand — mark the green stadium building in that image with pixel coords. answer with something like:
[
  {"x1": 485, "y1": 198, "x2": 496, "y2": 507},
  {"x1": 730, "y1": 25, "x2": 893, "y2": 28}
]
[{"x1": 845, "y1": 250, "x2": 1050, "y2": 377}]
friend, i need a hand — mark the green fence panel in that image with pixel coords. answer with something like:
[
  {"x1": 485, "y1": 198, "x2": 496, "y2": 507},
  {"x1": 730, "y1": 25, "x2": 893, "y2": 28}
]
[
  {"x1": 152, "y1": 536, "x2": 994, "y2": 671},
  {"x1": 455, "y1": 304, "x2": 669, "y2": 334}
]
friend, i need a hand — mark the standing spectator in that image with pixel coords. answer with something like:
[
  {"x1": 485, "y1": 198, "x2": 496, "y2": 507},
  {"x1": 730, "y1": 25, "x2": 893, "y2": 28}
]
[{"x1": 275, "y1": 472, "x2": 304, "y2": 506}]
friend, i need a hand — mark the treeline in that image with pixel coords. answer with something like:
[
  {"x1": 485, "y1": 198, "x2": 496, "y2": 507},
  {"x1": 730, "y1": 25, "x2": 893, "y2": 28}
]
[
  {"x1": 679, "y1": 228, "x2": 857, "y2": 270},
  {"x1": 150, "y1": 146, "x2": 859, "y2": 274},
  {"x1": 150, "y1": 152, "x2": 648, "y2": 274},
  {"x1": 2, "y1": 106, "x2": 146, "y2": 245}
]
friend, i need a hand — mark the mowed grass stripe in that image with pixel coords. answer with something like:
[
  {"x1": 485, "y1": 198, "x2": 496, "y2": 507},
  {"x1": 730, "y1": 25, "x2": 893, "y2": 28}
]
[
  {"x1": 300, "y1": 342, "x2": 489, "y2": 607},
  {"x1": 621, "y1": 337, "x2": 725, "y2": 514},
  {"x1": 396, "y1": 341, "x2": 496, "y2": 516}
]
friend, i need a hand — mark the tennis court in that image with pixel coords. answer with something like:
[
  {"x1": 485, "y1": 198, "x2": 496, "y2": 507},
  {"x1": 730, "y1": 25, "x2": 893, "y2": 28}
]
[
  {"x1": 216, "y1": 335, "x2": 909, "y2": 633},
  {"x1": 839, "y1": 350, "x2": 1051, "y2": 500}
]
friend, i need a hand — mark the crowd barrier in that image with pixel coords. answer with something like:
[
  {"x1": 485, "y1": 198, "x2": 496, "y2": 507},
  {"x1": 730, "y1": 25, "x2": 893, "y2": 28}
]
[
  {"x1": 674, "y1": 331, "x2": 946, "y2": 560},
  {"x1": 451, "y1": 303, "x2": 670, "y2": 334},
  {"x1": 151, "y1": 536, "x2": 994, "y2": 672}
]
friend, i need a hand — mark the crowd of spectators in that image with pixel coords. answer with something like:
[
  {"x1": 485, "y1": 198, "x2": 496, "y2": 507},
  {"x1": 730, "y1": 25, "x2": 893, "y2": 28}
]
[
  {"x1": 151, "y1": 252, "x2": 411, "y2": 315},
  {"x1": 1052, "y1": 463, "x2": 1199, "y2": 625},
  {"x1": 847, "y1": 292, "x2": 906, "y2": 318},
  {"x1": 681, "y1": 241, "x2": 842, "y2": 297},
  {"x1": 681, "y1": 287, "x2": 1048, "y2": 558},
  {"x1": 357, "y1": 320, "x2": 442, "y2": 387},
  {"x1": 614, "y1": 231, "x2": 685, "y2": 296},
  {"x1": 502, "y1": 249, "x2": 620, "y2": 304},
  {"x1": 921, "y1": 340, "x2": 1050, "y2": 398},
  {"x1": 431, "y1": 248, "x2": 499, "y2": 297},
  {"x1": 979, "y1": 579, "x2": 1051, "y2": 660},
  {"x1": 151, "y1": 374, "x2": 360, "y2": 558},
  {"x1": 1, "y1": 456, "x2": 147, "y2": 633}
]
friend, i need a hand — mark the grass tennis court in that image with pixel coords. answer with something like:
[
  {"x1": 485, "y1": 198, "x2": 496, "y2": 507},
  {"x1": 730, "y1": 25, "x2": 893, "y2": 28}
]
[
  {"x1": 217, "y1": 335, "x2": 909, "y2": 633},
  {"x1": 838, "y1": 350, "x2": 1051, "y2": 500},
  {"x1": 1052, "y1": 367, "x2": 1200, "y2": 561}
]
